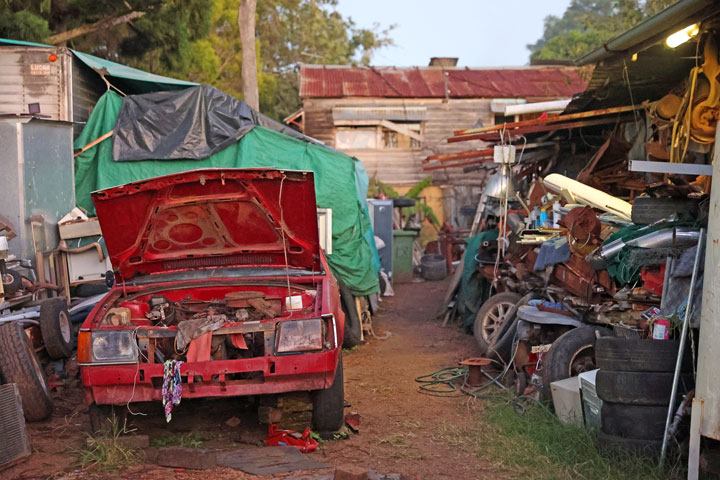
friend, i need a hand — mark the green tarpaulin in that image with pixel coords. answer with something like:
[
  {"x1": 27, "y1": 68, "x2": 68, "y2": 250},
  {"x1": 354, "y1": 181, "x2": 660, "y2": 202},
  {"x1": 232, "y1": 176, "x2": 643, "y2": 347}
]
[{"x1": 74, "y1": 91, "x2": 380, "y2": 296}]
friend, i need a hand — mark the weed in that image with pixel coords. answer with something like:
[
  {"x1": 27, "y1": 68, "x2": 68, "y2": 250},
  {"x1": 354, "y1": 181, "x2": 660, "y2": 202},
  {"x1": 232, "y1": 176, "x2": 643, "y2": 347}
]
[
  {"x1": 151, "y1": 432, "x2": 204, "y2": 448},
  {"x1": 456, "y1": 394, "x2": 686, "y2": 480},
  {"x1": 342, "y1": 345, "x2": 360, "y2": 354},
  {"x1": 77, "y1": 414, "x2": 136, "y2": 470}
]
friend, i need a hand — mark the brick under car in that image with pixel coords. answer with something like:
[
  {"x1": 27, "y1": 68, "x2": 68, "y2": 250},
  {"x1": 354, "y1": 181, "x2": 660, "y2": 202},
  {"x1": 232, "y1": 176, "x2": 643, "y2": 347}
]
[{"x1": 79, "y1": 169, "x2": 346, "y2": 432}]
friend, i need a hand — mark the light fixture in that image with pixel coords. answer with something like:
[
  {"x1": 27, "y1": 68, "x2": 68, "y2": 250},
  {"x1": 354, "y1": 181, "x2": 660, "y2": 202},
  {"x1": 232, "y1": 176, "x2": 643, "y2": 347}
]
[{"x1": 666, "y1": 24, "x2": 699, "y2": 48}]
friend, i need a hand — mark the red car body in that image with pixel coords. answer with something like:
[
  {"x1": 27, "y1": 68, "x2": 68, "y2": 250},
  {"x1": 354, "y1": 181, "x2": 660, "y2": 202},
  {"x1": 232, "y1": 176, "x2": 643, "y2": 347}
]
[{"x1": 79, "y1": 169, "x2": 344, "y2": 408}]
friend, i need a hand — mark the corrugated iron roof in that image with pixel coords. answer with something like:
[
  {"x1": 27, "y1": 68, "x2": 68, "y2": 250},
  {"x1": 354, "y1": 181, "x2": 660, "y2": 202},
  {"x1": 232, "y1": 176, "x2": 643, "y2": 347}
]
[{"x1": 299, "y1": 65, "x2": 588, "y2": 99}]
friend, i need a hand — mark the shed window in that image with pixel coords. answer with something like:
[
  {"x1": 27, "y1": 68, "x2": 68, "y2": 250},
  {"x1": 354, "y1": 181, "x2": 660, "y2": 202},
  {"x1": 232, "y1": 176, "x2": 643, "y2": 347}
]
[{"x1": 334, "y1": 121, "x2": 422, "y2": 150}]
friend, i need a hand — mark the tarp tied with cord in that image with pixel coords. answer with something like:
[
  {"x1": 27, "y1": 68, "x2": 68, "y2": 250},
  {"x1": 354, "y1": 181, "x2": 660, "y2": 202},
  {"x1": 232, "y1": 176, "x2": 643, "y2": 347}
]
[{"x1": 74, "y1": 86, "x2": 380, "y2": 296}]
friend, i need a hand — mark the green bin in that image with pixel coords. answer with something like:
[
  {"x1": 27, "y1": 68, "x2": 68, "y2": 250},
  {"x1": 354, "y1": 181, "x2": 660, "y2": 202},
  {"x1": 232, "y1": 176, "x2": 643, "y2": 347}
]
[{"x1": 392, "y1": 230, "x2": 417, "y2": 283}]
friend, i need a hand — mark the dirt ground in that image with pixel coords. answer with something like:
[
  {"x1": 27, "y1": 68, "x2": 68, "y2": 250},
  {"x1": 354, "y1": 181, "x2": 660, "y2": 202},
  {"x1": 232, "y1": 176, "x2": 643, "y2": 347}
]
[{"x1": 3, "y1": 279, "x2": 505, "y2": 480}]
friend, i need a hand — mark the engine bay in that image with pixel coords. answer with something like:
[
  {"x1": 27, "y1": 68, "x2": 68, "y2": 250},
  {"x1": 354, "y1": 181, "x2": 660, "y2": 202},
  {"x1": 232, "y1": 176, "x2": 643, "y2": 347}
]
[{"x1": 95, "y1": 284, "x2": 320, "y2": 364}]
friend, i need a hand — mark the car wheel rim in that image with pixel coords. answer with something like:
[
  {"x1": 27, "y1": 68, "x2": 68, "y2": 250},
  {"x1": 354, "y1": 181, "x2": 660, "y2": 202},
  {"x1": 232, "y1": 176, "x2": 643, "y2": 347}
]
[
  {"x1": 25, "y1": 334, "x2": 49, "y2": 395},
  {"x1": 59, "y1": 311, "x2": 71, "y2": 343},
  {"x1": 481, "y1": 301, "x2": 515, "y2": 344},
  {"x1": 2, "y1": 272, "x2": 13, "y2": 284},
  {"x1": 568, "y1": 344, "x2": 595, "y2": 377}
]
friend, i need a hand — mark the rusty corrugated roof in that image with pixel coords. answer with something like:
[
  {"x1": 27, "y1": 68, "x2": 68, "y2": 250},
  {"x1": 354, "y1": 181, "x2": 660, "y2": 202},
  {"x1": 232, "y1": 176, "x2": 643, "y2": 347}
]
[{"x1": 299, "y1": 65, "x2": 588, "y2": 99}]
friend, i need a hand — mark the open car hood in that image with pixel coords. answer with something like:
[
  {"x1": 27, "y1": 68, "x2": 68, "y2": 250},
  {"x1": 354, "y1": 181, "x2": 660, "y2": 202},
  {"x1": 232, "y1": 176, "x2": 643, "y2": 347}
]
[{"x1": 92, "y1": 169, "x2": 321, "y2": 281}]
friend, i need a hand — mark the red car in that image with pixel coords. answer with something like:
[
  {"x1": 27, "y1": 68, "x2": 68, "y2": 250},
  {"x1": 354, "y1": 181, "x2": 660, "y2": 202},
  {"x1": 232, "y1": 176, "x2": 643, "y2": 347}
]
[{"x1": 78, "y1": 169, "x2": 345, "y2": 431}]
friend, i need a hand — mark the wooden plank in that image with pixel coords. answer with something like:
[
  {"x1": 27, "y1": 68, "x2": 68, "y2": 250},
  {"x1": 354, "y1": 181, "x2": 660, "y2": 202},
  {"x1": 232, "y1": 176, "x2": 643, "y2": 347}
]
[
  {"x1": 448, "y1": 116, "x2": 630, "y2": 143},
  {"x1": 452, "y1": 104, "x2": 643, "y2": 137}
]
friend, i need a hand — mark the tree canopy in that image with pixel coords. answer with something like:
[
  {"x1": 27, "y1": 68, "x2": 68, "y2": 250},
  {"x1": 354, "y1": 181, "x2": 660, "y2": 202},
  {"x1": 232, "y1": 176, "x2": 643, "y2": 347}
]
[
  {"x1": 528, "y1": 0, "x2": 677, "y2": 62},
  {"x1": 0, "y1": 0, "x2": 393, "y2": 120}
]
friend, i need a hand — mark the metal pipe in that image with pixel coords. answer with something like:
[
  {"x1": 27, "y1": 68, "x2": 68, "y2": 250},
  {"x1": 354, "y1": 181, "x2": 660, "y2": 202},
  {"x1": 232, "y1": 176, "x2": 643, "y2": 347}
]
[
  {"x1": 576, "y1": 0, "x2": 717, "y2": 66},
  {"x1": 503, "y1": 99, "x2": 571, "y2": 116},
  {"x1": 660, "y1": 229, "x2": 705, "y2": 464},
  {"x1": 0, "y1": 311, "x2": 40, "y2": 322}
]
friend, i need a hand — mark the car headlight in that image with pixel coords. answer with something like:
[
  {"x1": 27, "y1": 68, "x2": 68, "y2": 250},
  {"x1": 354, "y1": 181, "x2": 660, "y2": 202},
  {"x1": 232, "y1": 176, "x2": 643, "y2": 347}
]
[
  {"x1": 91, "y1": 331, "x2": 138, "y2": 363},
  {"x1": 275, "y1": 319, "x2": 324, "y2": 354}
]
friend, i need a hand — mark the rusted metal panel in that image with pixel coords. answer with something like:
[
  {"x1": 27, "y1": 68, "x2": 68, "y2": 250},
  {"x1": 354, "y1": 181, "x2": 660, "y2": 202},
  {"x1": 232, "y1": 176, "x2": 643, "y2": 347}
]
[
  {"x1": 0, "y1": 46, "x2": 71, "y2": 120},
  {"x1": 300, "y1": 65, "x2": 588, "y2": 99}
]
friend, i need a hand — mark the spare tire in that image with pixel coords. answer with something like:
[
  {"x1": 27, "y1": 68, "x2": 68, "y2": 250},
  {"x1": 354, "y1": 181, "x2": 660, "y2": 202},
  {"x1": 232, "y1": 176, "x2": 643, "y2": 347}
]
[
  {"x1": 597, "y1": 430, "x2": 661, "y2": 458},
  {"x1": 596, "y1": 337, "x2": 692, "y2": 373},
  {"x1": 2, "y1": 269, "x2": 23, "y2": 296},
  {"x1": 421, "y1": 254, "x2": 447, "y2": 281},
  {"x1": 0, "y1": 322, "x2": 53, "y2": 421},
  {"x1": 601, "y1": 403, "x2": 668, "y2": 440},
  {"x1": 39, "y1": 298, "x2": 73, "y2": 359},
  {"x1": 631, "y1": 197, "x2": 698, "y2": 225},
  {"x1": 541, "y1": 327, "x2": 604, "y2": 400},
  {"x1": 596, "y1": 370, "x2": 693, "y2": 406}
]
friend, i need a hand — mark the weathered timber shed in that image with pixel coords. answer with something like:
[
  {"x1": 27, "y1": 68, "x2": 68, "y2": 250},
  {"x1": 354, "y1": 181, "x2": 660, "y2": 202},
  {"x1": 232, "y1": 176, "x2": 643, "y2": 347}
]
[{"x1": 294, "y1": 63, "x2": 588, "y2": 226}]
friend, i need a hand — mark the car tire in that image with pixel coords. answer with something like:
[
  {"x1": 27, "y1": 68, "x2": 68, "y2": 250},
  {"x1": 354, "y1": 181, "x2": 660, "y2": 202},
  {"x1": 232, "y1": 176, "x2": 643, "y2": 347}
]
[
  {"x1": 339, "y1": 283, "x2": 362, "y2": 348},
  {"x1": 473, "y1": 292, "x2": 521, "y2": 356},
  {"x1": 421, "y1": 254, "x2": 447, "y2": 281},
  {"x1": 541, "y1": 327, "x2": 602, "y2": 400},
  {"x1": 89, "y1": 403, "x2": 129, "y2": 434},
  {"x1": 39, "y1": 298, "x2": 73, "y2": 359},
  {"x1": 311, "y1": 355, "x2": 344, "y2": 432},
  {"x1": 0, "y1": 322, "x2": 53, "y2": 422},
  {"x1": 597, "y1": 430, "x2": 662, "y2": 458},
  {"x1": 596, "y1": 370, "x2": 693, "y2": 406},
  {"x1": 595, "y1": 337, "x2": 691, "y2": 373},
  {"x1": 2, "y1": 268, "x2": 23, "y2": 296},
  {"x1": 631, "y1": 196, "x2": 698, "y2": 225},
  {"x1": 601, "y1": 403, "x2": 668, "y2": 440}
]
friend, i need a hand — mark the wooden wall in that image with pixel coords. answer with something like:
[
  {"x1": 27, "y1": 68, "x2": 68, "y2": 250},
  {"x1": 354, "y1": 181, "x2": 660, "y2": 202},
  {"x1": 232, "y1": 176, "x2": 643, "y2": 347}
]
[{"x1": 302, "y1": 97, "x2": 494, "y2": 188}]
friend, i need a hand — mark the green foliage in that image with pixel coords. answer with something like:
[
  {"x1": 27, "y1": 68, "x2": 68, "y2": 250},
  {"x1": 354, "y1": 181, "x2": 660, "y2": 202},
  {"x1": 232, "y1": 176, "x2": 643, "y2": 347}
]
[
  {"x1": 367, "y1": 176, "x2": 440, "y2": 227},
  {"x1": 78, "y1": 414, "x2": 137, "y2": 470},
  {"x1": 0, "y1": 0, "x2": 393, "y2": 121},
  {"x1": 528, "y1": 0, "x2": 677, "y2": 61}
]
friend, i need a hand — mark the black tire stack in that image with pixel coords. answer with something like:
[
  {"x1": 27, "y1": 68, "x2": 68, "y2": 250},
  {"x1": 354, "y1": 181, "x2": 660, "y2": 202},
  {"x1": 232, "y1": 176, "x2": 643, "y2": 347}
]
[{"x1": 594, "y1": 337, "x2": 693, "y2": 457}]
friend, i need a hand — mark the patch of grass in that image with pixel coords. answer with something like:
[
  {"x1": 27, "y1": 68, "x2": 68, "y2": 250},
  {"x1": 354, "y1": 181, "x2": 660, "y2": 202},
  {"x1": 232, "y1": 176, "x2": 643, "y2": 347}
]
[
  {"x1": 450, "y1": 394, "x2": 685, "y2": 480},
  {"x1": 151, "y1": 432, "x2": 204, "y2": 448},
  {"x1": 342, "y1": 345, "x2": 360, "y2": 354},
  {"x1": 77, "y1": 414, "x2": 136, "y2": 470}
]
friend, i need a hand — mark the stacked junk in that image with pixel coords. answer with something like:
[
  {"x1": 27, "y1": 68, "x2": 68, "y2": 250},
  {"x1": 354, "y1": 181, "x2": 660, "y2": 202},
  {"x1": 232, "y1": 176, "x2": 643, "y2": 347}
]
[{"x1": 444, "y1": 141, "x2": 707, "y2": 460}]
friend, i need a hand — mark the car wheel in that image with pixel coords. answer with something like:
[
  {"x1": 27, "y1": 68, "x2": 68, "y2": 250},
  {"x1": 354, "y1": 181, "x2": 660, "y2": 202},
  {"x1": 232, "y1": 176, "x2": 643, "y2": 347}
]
[
  {"x1": 601, "y1": 403, "x2": 668, "y2": 440},
  {"x1": 339, "y1": 283, "x2": 362, "y2": 348},
  {"x1": 89, "y1": 403, "x2": 129, "y2": 434},
  {"x1": 39, "y1": 298, "x2": 73, "y2": 359},
  {"x1": 597, "y1": 430, "x2": 662, "y2": 458},
  {"x1": 0, "y1": 322, "x2": 53, "y2": 422},
  {"x1": 595, "y1": 337, "x2": 692, "y2": 373},
  {"x1": 311, "y1": 355, "x2": 344, "y2": 432},
  {"x1": 473, "y1": 292, "x2": 521, "y2": 355},
  {"x1": 2, "y1": 269, "x2": 23, "y2": 296},
  {"x1": 596, "y1": 370, "x2": 693, "y2": 406},
  {"x1": 541, "y1": 327, "x2": 602, "y2": 401}
]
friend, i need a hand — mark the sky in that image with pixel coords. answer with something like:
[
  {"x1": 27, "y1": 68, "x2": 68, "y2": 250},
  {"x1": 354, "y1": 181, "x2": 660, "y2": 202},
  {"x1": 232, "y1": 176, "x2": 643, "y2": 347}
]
[{"x1": 335, "y1": 0, "x2": 573, "y2": 67}]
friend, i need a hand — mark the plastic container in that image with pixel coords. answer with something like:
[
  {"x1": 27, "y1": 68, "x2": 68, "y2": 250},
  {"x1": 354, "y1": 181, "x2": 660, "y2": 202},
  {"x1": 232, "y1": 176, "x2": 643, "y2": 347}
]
[
  {"x1": 652, "y1": 318, "x2": 670, "y2": 340},
  {"x1": 392, "y1": 230, "x2": 417, "y2": 283}
]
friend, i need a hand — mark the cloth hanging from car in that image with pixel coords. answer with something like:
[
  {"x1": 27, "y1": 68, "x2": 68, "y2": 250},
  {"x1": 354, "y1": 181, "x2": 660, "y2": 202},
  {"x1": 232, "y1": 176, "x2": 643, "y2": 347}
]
[
  {"x1": 162, "y1": 360, "x2": 183, "y2": 422},
  {"x1": 73, "y1": 90, "x2": 381, "y2": 296}
]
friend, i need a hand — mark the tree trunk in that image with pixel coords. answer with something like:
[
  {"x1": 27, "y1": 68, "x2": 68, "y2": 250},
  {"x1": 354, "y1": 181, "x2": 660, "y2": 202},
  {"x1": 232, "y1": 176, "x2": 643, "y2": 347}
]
[
  {"x1": 237, "y1": 0, "x2": 259, "y2": 111},
  {"x1": 47, "y1": 11, "x2": 146, "y2": 45}
]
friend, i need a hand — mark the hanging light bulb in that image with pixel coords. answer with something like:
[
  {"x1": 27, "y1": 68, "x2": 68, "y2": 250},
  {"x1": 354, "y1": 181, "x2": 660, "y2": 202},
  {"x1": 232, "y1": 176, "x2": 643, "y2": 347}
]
[{"x1": 666, "y1": 24, "x2": 699, "y2": 48}]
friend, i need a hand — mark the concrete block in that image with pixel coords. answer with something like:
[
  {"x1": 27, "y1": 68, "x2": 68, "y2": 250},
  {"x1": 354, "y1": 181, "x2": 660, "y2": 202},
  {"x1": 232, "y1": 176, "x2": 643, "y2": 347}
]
[{"x1": 258, "y1": 405, "x2": 283, "y2": 424}]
